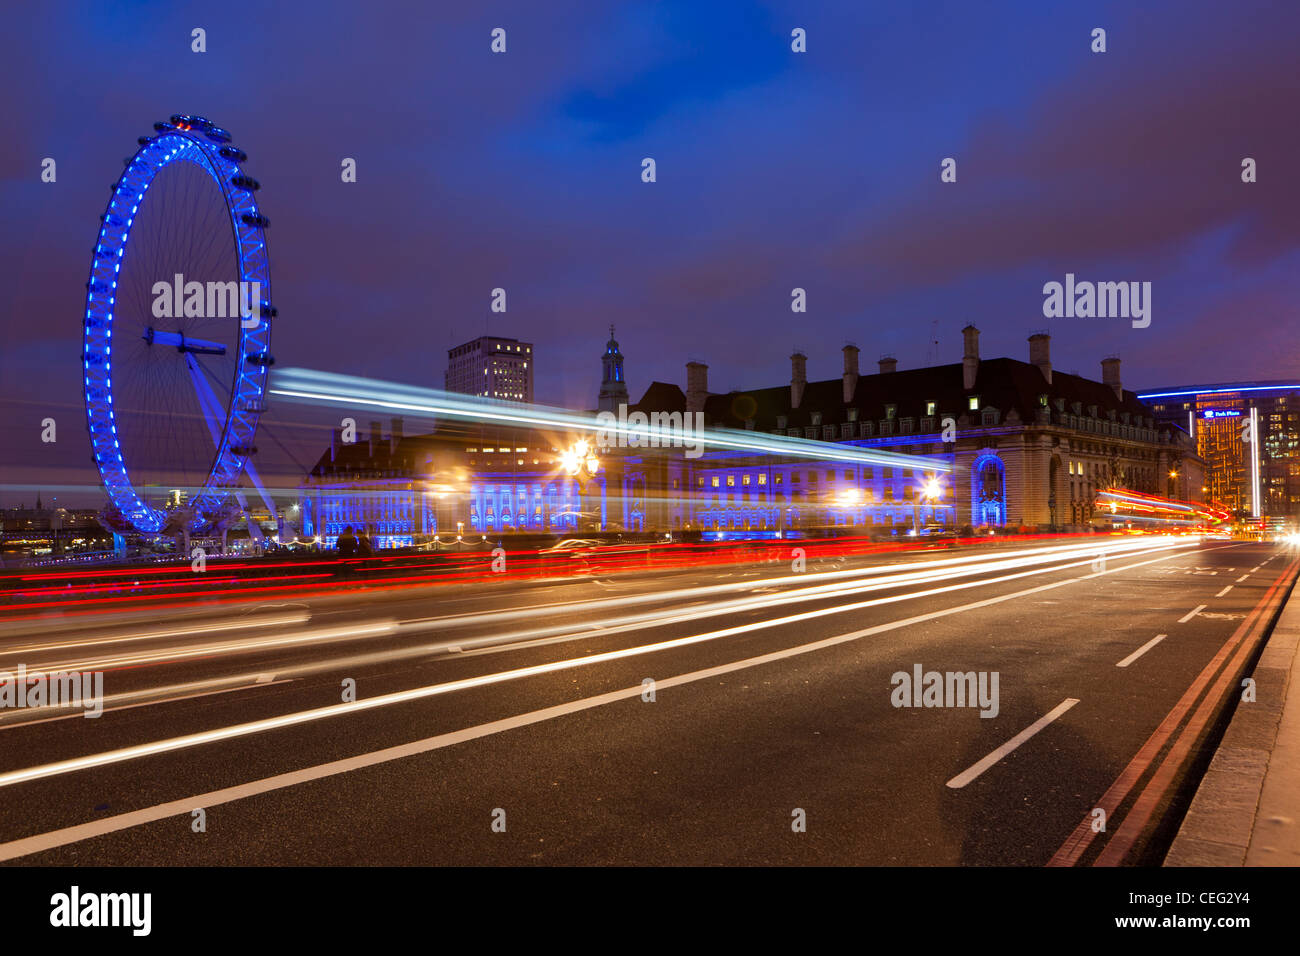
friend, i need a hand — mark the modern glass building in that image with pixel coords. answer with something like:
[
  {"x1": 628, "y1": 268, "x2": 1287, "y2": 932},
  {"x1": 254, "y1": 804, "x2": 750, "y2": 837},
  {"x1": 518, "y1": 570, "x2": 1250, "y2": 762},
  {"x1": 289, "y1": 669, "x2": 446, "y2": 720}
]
[{"x1": 1137, "y1": 381, "x2": 1300, "y2": 522}]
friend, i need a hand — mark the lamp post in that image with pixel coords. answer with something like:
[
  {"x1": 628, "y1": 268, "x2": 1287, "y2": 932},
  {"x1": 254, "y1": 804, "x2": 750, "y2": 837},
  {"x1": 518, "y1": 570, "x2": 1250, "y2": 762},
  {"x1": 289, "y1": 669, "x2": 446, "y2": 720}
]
[
  {"x1": 560, "y1": 439, "x2": 601, "y2": 532},
  {"x1": 913, "y1": 475, "x2": 944, "y2": 535}
]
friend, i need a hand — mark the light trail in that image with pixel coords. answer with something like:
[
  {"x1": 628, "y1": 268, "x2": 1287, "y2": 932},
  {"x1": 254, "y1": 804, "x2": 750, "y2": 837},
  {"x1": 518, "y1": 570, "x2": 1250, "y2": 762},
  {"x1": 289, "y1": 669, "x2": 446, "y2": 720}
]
[
  {"x1": 268, "y1": 367, "x2": 953, "y2": 472},
  {"x1": 2, "y1": 538, "x2": 1188, "y2": 670},
  {"x1": 0, "y1": 538, "x2": 1201, "y2": 791},
  {"x1": 7, "y1": 620, "x2": 396, "y2": 679},
  {"x1": 0, "y1": 610, "x2": 310, "y2": 656}
]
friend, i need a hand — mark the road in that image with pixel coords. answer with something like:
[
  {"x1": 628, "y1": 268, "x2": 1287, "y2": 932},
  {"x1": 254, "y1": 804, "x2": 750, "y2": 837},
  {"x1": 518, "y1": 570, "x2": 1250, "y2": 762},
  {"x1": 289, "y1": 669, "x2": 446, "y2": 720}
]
[{"x1": 0, "y1": 535, "x2": 1291, "y2": 865}]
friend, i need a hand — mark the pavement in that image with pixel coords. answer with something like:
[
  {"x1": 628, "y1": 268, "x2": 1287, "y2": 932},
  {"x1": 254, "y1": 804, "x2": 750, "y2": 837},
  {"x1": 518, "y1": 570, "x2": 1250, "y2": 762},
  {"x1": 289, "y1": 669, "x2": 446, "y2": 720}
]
[{"x1": 1165, "y1": 569, "x2": 1300, "y2": 866}]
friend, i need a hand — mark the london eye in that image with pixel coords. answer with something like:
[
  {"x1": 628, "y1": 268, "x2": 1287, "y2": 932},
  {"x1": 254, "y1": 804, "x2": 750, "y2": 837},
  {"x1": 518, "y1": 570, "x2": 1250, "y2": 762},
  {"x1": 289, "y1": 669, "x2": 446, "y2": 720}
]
[{"x1": 81, "y1": 115, "x2": 275, "y2": 534}]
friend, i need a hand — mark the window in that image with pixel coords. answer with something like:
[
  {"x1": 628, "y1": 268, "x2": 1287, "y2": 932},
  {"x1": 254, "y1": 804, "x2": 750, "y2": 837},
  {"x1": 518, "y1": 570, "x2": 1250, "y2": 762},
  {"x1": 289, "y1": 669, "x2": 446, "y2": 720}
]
[
  {"x1": 968, "y1": 396, "x2": 980, "y2": 411},
  {"x1": 925, "y1": 401, "x2": 936, "y2": 416},
  {"x1": 758, "y1": 474, "x2": 767, "y2": 485},
  {"x1": 826, "y1": 470, "x2": 836, "y2": 481},
  {"x1": 726, "y1": 475, "x2": 735, "y2": 486},
  {"x1": 885, "y1": 404, "x2": 897, "y2": 419},
  {"x1": 710, "y1": 476, "x2": 720, "y2": 488},
  {"x1": 742, "y1": 474, "x2": 751, "y2": 486}
]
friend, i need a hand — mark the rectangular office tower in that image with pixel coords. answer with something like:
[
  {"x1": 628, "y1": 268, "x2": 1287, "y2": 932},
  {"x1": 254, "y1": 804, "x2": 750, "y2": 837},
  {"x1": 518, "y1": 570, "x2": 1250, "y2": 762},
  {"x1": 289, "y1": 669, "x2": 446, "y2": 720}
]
[
  {"x1": 1139, "y1": 381, "x2": 1300, "y2": 523},
  {"x1": 445, "y1": 336, "x2": 534, "y2": 403}
]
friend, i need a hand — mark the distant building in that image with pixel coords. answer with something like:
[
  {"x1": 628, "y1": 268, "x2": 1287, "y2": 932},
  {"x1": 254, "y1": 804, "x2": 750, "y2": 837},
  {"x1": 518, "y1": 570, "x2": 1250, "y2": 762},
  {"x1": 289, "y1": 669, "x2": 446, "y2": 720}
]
[
  {"x1": 597, "y1": 326, "x2": 629, "y2": 412},
  {"x1": 301, "y1": 328, "x2": 1204, "y2": 546},
  {"x1": 629, "y1": 328, "x2": 1202, "y2": 533},
  {"x1": 298, "y1": 417, "x2": 593, "y2": 548},
  {"x1": 1139, "y1": 381, "x2": 1300, "y2": 521},
  {"x1": 1, "y1": 495, "x2": 111, "y2": 561},
  {"x1": 445, "y1": 335, "x2": 534, "y2": 403}
]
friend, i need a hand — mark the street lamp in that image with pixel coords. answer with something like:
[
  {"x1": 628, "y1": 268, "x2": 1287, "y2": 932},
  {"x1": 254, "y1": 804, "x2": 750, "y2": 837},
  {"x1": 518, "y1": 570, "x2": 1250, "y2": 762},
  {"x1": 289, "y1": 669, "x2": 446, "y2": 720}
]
[
  {"x1": 560, "y1": 438, "x2": 601, "y2": 487},
  {"x1": 559, "y1": 439, "x2": 601, "y2": 531},
  {"x1": 836, "y1": 487, "x2": 864, "y2": 528},
  {"x1": 913, "y1": 475, "x2": 944, "y2": 534}
]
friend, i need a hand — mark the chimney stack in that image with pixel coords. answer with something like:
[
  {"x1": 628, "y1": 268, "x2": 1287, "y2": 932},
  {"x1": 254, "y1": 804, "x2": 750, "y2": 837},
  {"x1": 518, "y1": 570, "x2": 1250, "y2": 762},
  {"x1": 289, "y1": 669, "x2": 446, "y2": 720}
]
[
  {"x1": 390, "y1": 416, "x2": 404, "y2": 455},
  {"x1": 962, "y1": 325, "x2": 980, "y2": 391},
  {"x1": 1028, "y1": 332, "x2": 1052, "y2": 385},
  {"x1": 842, "y1": 344, "x2": 860, "y2": 403},
  {"x1": 1101, "y1": 356, "x2": 1122, "y2": 400},
  {"x1": 790, "y1": 351, "x2": 807, "y2": 409},
  {"x1": 369, "y1": 419, "x2": 381, "y2": 457},
  {"x1": 330, "y1": 426, "x2": 341, "y2": 463},
  {"x1": 878, "y1": 354, "x2": 897, "y2": 375},
  {"x1": 686, "y1": 361, "x2": 709, "y2": 414}
]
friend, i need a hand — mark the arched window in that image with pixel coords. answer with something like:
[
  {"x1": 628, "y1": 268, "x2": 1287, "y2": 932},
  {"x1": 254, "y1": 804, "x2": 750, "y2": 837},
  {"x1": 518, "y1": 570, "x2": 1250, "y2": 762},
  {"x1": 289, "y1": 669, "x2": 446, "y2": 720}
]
[{"x1": 971, "y1": 453, "x2": 1006, "y2": 526}]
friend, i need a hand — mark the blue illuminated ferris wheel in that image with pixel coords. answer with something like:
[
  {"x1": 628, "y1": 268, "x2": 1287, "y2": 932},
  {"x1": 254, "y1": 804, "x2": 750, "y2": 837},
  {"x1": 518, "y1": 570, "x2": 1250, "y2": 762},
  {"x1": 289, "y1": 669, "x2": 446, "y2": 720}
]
[{"x1": 82, "y1": 115, "x2": 276, "y2": 534}]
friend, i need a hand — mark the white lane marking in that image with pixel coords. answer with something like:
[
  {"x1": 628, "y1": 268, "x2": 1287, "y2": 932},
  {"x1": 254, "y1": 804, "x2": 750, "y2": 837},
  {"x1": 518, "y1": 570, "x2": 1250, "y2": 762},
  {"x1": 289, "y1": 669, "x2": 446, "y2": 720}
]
[
  {"x1": 0, "y1": 547, "x2": 1204, "y2": 860},
  {"x1": 1215, "y1": 585, "x2": 1233, "y2": 598},
  {"x1": 1117, "y1": 634, "x2": 1167, "y2": 668},
  {"x1": 1178, "y1": 604, "x2": 1206, "y2": 623},
  {"x1": 945, "y1": 699, "x2": 1080, "y2": 789},
  {"x1": 1236, "y1": 574, "x2": 1249, "y2": 583}
]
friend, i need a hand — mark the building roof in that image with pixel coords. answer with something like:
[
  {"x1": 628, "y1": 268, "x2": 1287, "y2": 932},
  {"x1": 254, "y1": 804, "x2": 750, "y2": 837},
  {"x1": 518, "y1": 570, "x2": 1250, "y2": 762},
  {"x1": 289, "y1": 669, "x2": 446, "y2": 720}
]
[{"x1": 634, "y1": 357, "x2": 1158, "y2": 431}]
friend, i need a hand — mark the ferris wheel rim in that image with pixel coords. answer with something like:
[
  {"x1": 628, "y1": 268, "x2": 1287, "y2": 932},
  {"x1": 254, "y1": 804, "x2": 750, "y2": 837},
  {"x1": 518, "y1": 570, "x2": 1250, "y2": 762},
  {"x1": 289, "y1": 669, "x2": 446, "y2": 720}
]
[{"x1": 81, "y1": 115, "x2": 274, "y2": 534}]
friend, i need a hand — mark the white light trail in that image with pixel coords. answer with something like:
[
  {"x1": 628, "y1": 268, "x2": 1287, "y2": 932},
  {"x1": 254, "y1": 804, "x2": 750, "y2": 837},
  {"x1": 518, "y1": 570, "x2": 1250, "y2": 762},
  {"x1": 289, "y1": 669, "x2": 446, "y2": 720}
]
[
  {"x1": 269, "y1": 367, "x2": 952, "y2": 472},
  {"x1": 0, "y1": 539, "x2": 1199, "y2": 790}
]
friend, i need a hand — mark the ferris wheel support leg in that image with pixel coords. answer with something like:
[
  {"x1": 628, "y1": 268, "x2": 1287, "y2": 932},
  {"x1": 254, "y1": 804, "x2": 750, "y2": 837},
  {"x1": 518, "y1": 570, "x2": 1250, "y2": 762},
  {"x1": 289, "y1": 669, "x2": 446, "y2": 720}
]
[{"x1": 186, "y1": 355, "x2": 277, "y2": 526}]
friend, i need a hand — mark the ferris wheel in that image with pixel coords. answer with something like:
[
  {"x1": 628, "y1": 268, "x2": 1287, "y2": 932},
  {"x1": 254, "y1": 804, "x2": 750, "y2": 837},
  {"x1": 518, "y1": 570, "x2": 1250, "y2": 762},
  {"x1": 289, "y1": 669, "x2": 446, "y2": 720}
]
[{"x1": 81, "y1": 115, "x2": 275, "y2": 534}]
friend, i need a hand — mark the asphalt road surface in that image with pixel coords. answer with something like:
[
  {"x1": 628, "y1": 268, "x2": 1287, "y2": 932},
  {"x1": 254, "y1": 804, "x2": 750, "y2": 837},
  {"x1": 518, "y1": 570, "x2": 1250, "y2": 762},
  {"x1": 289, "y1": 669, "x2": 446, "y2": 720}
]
[{"x1": 0, "y1": 535, "x2": 1290, "y2": 865}]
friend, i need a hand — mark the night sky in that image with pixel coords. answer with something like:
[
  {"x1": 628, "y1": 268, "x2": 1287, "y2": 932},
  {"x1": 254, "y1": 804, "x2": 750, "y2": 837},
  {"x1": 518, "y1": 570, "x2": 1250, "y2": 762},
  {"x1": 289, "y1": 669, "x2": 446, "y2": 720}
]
[{"x1": 2, "y1": 0, "x2": 1298, "y2": 506}]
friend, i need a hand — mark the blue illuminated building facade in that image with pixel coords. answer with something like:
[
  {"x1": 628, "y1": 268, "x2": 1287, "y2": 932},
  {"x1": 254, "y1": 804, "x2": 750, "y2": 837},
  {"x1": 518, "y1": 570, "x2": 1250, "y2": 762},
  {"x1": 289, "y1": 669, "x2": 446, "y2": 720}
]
[
  {"x1": 298, "y1": 416, "x2": 602, "y2": 547},
  {"x1": 299, "y1": 328, "x2": 1199, "y2": 549}
]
